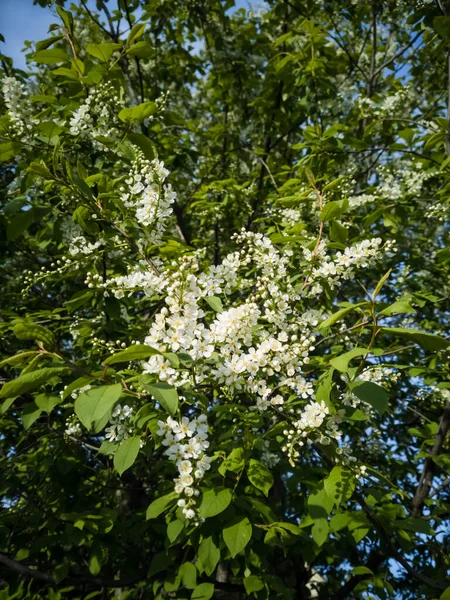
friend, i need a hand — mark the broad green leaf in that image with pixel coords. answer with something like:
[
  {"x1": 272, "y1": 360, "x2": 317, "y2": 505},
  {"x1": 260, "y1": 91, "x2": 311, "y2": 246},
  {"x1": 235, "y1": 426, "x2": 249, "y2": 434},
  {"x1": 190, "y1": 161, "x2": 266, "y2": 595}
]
[
  {"x1": 351, "y1": 381, "x2": 388, "y2": 414},
  {"x1": 146, "y1": 492, "x2": 178, "y2": 520},
  {"x1": 21, "y1": 402, "x2": 43, "y2": 430},
  {"x1": 74, "y1": 384, "x2": 122, "y2": 432},
  {"x1": 0, "y1": 141, "x2": 21, "y2": 162},
  {"x1": 199, "y1": 487, "x2": 232, "y2": 518},
  {"x1": 104, "y1": 344, "x2": 160, "y2": 365},
  {"x1": 0, "y1": 368, "x2": 67, "y2": 399},
  {"x1": 89, "y1": 545, "x2": 102, "y2": 576},
  {"x1": 35, "y1": 394, "x2": 62, "y2": 414},
  {"x1": 179, "y1": 562, "x2": 197, "y2": 589},
  {"x1": 244, "y1": 575, "x2": 265, "y2": 594},
  {"x1": 218, "y1": 447, "x2": 245, "y2": 476},
  {"x1": 223, "y1": 517, "x2": 252, "y2": 558},
  {"x1": 86, "y1": 43, "x2": 122, "y2": 62},
  {"x1": 380, "y1": 327, "x2": 450, "y2": 351},
  {"x1": 14, "y1": 322, "x2": 55, "y2": 349},
  {"x1": 205, "y1": 296, "x2": 223, "y2": 312},
  {"x1": 34, "y1": 48, "x2": 68, "y2": 64},
  {"x1": 320, "y1": 199, "x2": 348, "y2": 222},
  {"x1": 440, "y1": 587, "x2": 450, "y2": 600},
  {"x1": 119, "y1": 102, "x2": 157, "y2": 124},
  {"x1": 114, "y1": 436, "x2": 141, "y2": 475},
  {"x1": 379, "y1": 296, "x2": 416, "y2": 316},
  {"x1": 126, "y1": 41, "x2": 153, "y2": 58},
  {"x1": 191, "y1": 583, "x2": 214, "y2": 600},
  {"x1": 247, "y1": 459, "x2": 274, "y2": 496},
  {"x1": 318, "y1": 303, "x2": 365, "y2": 331},
  {"x1": 330, "y1": 348, "x2": 368, "y2": 372},
  {"x1": 7, "y1": 209, "x2": 35, "y2": 240},
  {"x1": 146, "y1": 382, "x2": 178, "y2": 415},
  {"x1": 323, "y1": 466, "x2": 355, "y2": 507},
  {"x1": 167, "y1": 519, "x2": 184, "y2": 543},
  {"x1": 0, "y1": 351, "x2": 40, "y2": 368},
  {"x1": 197, "y1": 536, "x2": 220, "y2": 576},
  {"x1": 393, "y1": 517, "x2": 434, "y2": 535}
]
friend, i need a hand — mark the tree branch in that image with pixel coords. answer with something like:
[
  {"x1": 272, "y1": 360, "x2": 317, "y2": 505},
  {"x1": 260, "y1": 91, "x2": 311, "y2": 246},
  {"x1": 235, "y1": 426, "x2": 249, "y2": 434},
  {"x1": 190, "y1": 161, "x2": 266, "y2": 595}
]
[
  {"x1": 0, "y1": 552, "x2": 145, "y2": 588},
  {"x1": 411, "y1": 401, "x2": 450, "y2": 516}
]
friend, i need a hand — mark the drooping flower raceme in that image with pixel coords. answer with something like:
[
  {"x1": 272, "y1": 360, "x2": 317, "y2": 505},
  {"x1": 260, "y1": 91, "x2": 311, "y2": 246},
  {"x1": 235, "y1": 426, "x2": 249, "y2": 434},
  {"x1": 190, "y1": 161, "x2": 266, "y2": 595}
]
[
  {"x1": 156, "y1": 414, "x2": 210, "y2": 520},
  {"x1": 119, "y1": 154, "x2": 176, "y2": 245},
  {"x1": 2, "y1": 76, "x2": 39, "y2": 143}
]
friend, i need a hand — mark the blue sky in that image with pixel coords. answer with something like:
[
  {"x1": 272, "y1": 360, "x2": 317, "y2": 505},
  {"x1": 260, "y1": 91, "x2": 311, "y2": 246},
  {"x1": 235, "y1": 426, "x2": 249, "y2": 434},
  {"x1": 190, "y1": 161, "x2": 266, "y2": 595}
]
[{"x1": 0, "y1": 0, "x2": 261, "y2": 70}]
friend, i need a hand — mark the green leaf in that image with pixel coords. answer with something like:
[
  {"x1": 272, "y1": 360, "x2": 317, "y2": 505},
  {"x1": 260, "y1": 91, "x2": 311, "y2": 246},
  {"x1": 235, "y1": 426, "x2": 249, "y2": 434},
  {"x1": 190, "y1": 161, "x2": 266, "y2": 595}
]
[
  {"x1": 329, "y1": 220, "x2": 348, "y2": 243},
  {"x1": 434, "y1": 16, "x2": 450, "y2": 39},
  {"x1": 146, "y1": 492, "x2": 178, "y2": 520},
  {"x1": 14, "y1": 322, "x2": 55, "y2": 349},
  {"x1": 330, "y1": 348, "x2": 368, "y2": 372},
  {"x1": 197, "y1": 536, "x2": 220, "y2": 576},
  {"x1": 372, "y1": 269, "x2": 392, "y2": 299},
  {"x1": 247, "y1": 459, "x2": 274, "y2": 496},
  {"x1": 191, "y1": 583, "x2": 214, "y2": 600},
  {"x1": 379, "y1": 327, "x2": 450, "y2": 351},
  {"x1": 74, "y1": 384, "x2": 122, "y2": 432},
  {"x1": 88, "y1": 545, "x2": 102, "y2": 576},
  {"x1": 243, "y1": 575, "x2": 265, "y2": 594},
  {"x1": 351, "y1": 381, "x2": 388, "y2": 414},
  {"x1": 127, "y1": 23, "x2": 146, "y2": 44},
  {"x1": 118, "y1": 102, "x2": 157, "y2": 124},
  {"x1": 146, "y1": 382, "x2": 179, "y2": 415},
  {"x1": 167, "y1": 519, "x2": 184, "y2": 543},
  {"x1": 218, "y1": 447, "x2": 245, "y2": 476},
  {"x1": 440, "y1": 587, "x2": 450, "y2": 600},
  {"x1": 34, "y1": 48, "x2": 68, "y2": 64},
  {"x1": 320, "y1": 199, "x2": 348, "y2": 222},
  {"x1": 126, "y1": 41, "x2": 153, "y2": 58},
  {"x1": 86, "y1": 43, "x2": 122, "y2": 62},
  {"x1": 379, "y1": 296, "x2": 416, "y2": 316},
  {"x1": 0, "y1": 141, "x2": 21, "y2": 162},
  {"x1": 223, "y1": 517, "x2": 252, "y2": 558},
  {"x1": 21, "y1": 402, "x2": 43, "y2": 430},
  {"x1": 318, "y1": 303, "x2": 365, "y2": 331},
  {"x1": 179, "y1": 562, "x2": 197, "y2": 589},
  {"x1": 7, "y1": 209, "x2": 35, "y2": 240},
  {"x1": 323, "y1": 466, "x2": 356, "y2": 507},
  {"x1": 35, "y1": 394, "x2": 61, "y2": 414},
  {"x1": 0, "y1": 368, "x2": 67, "y2": 399},
  {"x1": 394, "y1": 517, "x2": 434, "y2": 535},
  {"x1": 205, "y1": 296, "x2": 223, "y2": 312},
  {"x1": 104, "y1": 344, "x2": 160, "y2": 365},
  {"x1": 199, "y1": 487, "x2": 232, "y2": 518},
  {"x1": 114, "y1": 436, "x2": 141, "y2": 475}
]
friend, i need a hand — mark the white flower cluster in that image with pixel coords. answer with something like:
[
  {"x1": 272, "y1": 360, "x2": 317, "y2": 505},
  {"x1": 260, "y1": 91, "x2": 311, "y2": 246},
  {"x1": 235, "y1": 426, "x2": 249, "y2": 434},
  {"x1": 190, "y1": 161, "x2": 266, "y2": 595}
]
[
  {"x1": 282, "y1": 401, "x2": 345, "y2": 464},
  {"x1": 305, "y1": 238, "x2": 395, "y2": 296},
  {"x1": 359, "y1": 366, "x2": 400, "y2": 387},
  {"x1": 119, "y1": 155, "x2": 176, "y2": 244},
  {"x1": 69, "y1": 83, "x2": 123, "y2": 149},
  {"x1": 64, "y1": 414, "x2": 82, "y2": 437},
  {"x1": 61, "y1": 219, "x2": 103, "y2": 256},
  {"x1": 105, "y1": 404, "x2": 134, "y2": 443},
  {"x1": 2, "y1": 76, "x2": 38, "y2": 142},
  {"x1": 89, "y1": 226, "x2": 394, "y2": 458},
  {"x1": 156, "y1": 414, "x2": 210, "y2": 520}
]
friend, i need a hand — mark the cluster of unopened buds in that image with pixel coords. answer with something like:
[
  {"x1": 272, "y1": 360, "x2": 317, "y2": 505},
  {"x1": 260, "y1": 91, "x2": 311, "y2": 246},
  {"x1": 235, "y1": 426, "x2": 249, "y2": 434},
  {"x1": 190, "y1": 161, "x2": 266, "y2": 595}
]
[
  {"x1": 156, "y1": 414, "x2": 210, "y2": 522},
  {"x1": 22, "y1": 256, "x2": 75, "y2": 294}
]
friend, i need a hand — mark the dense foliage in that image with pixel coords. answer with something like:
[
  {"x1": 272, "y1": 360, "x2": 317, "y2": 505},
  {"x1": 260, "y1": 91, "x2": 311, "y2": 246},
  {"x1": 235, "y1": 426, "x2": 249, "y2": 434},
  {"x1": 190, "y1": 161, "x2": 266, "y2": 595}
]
[{"x1": 1, "y1": 0, "x2": 450, "y2": 598}]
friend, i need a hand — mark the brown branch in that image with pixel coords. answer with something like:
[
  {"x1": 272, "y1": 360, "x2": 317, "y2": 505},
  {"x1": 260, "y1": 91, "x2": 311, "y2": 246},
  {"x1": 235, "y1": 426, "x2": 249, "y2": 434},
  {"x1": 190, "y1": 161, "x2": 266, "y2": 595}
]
[
  {"x1": 0, "y1": 552, "x2": 145, "y2": 588},
  {"x1": 411, "y1": 401, "x2": 450, "y2": 516}
]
